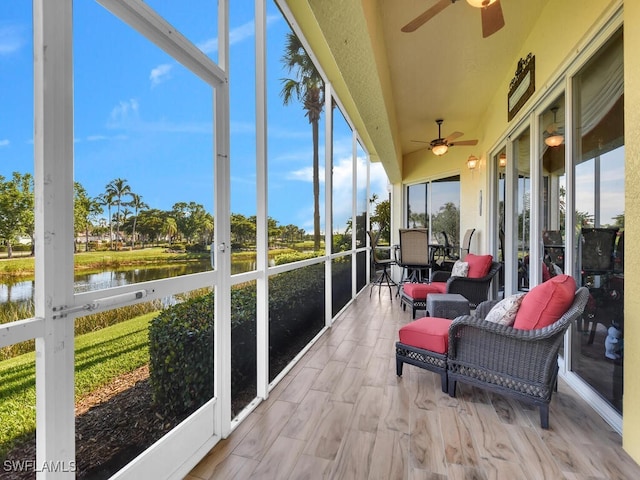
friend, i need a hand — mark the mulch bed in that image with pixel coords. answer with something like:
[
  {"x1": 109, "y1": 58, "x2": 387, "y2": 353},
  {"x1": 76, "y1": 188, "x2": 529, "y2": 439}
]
[
  {"x1": 1, "y1": 367, "x2": 188, "y2": 480},
  {"x1": 2, "y1": 352, "x2": 299, "y2": 479}
]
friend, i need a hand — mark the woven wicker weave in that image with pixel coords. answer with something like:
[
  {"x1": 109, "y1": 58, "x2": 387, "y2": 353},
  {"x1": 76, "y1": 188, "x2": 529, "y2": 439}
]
[
  {"x1": 431, "y1": 261, "x2": 502, "y2": 308},
  {"x1": 396, "y1": 342, "x2": 448, "y2": 393},
  {"x1": 446, "y1": 286, "x2": 589, "y2": 429}
]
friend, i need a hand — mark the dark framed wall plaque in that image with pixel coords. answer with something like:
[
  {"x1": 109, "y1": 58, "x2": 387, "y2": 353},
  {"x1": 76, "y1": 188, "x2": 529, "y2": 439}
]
[{"x1": 508, "y1": 54, "x2": 535, "y2": 121}]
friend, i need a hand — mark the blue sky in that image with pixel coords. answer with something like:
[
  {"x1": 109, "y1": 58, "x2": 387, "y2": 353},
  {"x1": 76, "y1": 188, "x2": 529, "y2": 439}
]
[{"x1": 0, "y1": 1, "x2": 389, "y2": 234}]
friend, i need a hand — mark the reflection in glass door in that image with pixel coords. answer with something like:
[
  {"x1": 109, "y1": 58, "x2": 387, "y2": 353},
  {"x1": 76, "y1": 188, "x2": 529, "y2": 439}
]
[
  {"x1": 493, "y1": 147, "x2": 506, "y2": 295},
  {"x1": 513, "y1": 128, "x2": 531, "y2": 292},
  {"x1": 540, "y1": 94, "x2": 567, "y2": 280},
  {"x1": 570, "y1": 29, "x2": 624, "y2": 414}
]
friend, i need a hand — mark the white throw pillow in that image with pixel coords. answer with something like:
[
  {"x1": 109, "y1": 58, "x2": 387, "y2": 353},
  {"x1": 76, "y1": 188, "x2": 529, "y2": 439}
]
[
  {"x1": 451, "y1": 260, "x2": 469, "y2": 278},
  {"x1": 485, "y1": 293, "x2": 526, "y2": 326}
]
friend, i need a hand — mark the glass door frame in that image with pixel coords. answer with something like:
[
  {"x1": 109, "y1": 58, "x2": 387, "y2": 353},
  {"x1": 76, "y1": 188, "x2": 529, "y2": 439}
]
[{"x1": 488, "y1": 8, "x2": 623, "y2": 434}]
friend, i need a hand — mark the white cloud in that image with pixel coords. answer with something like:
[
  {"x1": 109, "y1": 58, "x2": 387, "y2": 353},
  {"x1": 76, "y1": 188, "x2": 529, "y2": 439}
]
[
  {"x1": 286, "y1": 165, "x2": 314, "y2": 182},
  {"x1": 0, "y1": 25, "x2": 24, "y2": 55},
  {"x1": 197, "y1": 15, "x2": 280, "y2": 55},
  {"x1": 197, "y1": 37, "x2": 218, "y2": 55},
  {"x1": 150, "y1": 63, "x2": 173, "y2": 87},
  {"x1": 107, "y1": 99, "x2": 140, "y2": 129},
  {"x1": 370, "y1": 161, "x2": 390, "y2": 199},
  {"x1": 87, "y1": 135, "x2": 109, "y2": 142},
  {"x1": 0, "y1": 139, "x2": 9, "y2": 147}
]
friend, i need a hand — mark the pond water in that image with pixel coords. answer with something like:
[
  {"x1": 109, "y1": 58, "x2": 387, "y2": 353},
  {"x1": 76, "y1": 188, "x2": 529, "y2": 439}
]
[{"x1": 0, "y1": 257, "x2": 257, "y2": 312}]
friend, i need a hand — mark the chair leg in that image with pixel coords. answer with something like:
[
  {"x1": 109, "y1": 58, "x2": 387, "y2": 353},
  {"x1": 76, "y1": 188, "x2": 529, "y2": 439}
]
[
  {"x1": 448, "y1": 379, "x2": 457, "y2": 397},
  {"x1": 540, "y1": 404, "x2": 550, "y2": 429},
  {"x1": 396, "y1": 358, "x2": 404, "y2": 376},
  {"x1": 440, "y1": 373, "x2": 448, "y2": 393}
]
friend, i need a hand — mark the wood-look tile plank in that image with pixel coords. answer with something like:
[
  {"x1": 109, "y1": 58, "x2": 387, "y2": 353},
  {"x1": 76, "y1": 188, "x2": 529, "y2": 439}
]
[
  {"x1": 280, "y1": 389, "x2": 332, "y2": 441},
  {"x1": 408, "y1": 467, "x2": 447, "y2": 479},
  {"x1": 479, "y1": 457, "x2": 528, "y2": 480},
  {"x1": 188, "y1": 412, "x2": 262, "y2": 478},
  {"x1": 287, "y1": 454, "x2": 332, "y2": 479},
  {"x1": 199, "y1": 453, "x2": 259, "y2": 479},
  {"x1": 331, "y1": 339, "x2": 359, "y2": 363},
  {"x1": 457, "y1": 406, "x2": 519, "y2": 464},
  {"x1": 351, "y1": 385, "x2": 385, "y2": 433},
  {"x1": 409, "y1": 409, "x2": 447, "y2": 475},
  {"x1": 303, "y1": 400, "x2": 353, "y2": 460},
  {"x1": 504, "y1": 424, "x2": 564, "y2": 479},
  {"x1": 347, "y1": 344, "x2": 374, "y2": 369},
  {"x1": 250, "y1": 436, "x2": 306, "y2": 480},
  {"x1": 311, "y1": 360, "x2": 346, "y2": 392},
  {"x1": 278, "y1": 366, "x2": 321, "y2": 404},
  {"x1": 232, "y1": 400, "x2": 297, "y2": 460},
  {"x1": 362, "y1": 354, "x2": 389, "y2": 387},
  {"x1": 589, "y1": 444, "x2": 640, "y2": 480},
  {"x1": 187, "y1": 290, "x2": 640, "y2": 480},
  {"x1": 379, "y1": 383, "x2": 410, "y2": 433},
  {"x1": 368, "y1": 430, "x2": 409, "y2": 480},
  {"x1": 446, "y1": 464, "x2": 487, "y2": 480},
  {"x1": 439, "y1": 406, "x2": 480, "y2": 467},
  {"x1": 331, "y1": 366, "x2": 365, "y2": 403},
  {"x1": 539, "y1": 427, "x2": 602, "y2": 477},
  {"x1": 328, "y1": 429, "x2": 376, "y2": 479},
  {"x1": 304, "y1": 344, "x2": 339, "y2": 369}
]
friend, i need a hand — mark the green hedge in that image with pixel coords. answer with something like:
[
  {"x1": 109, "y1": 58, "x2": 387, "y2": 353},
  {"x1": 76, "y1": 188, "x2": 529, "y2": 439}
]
[
  {"x1": 148, "y1": 295, "x2": 214, "y2": 415},
  {"x1": 149, "y1": 260, "x2": 334, "y2": 415}
]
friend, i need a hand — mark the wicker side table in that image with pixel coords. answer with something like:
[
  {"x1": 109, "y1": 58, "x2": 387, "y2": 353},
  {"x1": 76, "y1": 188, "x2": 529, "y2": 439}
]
[{"x1": 426, "y1": 293, "x2": 470, "y2": 319}]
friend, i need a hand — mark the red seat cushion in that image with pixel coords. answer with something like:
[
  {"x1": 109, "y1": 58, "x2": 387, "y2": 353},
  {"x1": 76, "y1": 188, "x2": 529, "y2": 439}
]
[
  {"x1": 403, "y1": 282, "x2": 446, "y2": 300},
  {"x1": 513, "y1": 274, "x2": 576, "y2": 330},
  {"x1": 464, "y1": 254, "x2": 493, "y2": 278},
  {"x1": 398, "y1": 317, "x2": 453, "y2": 354}
]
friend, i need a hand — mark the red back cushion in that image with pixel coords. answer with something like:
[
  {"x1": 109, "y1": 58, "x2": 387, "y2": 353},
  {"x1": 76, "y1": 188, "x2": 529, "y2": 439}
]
[
  {"x1": 464, "y1": 254, "x2": 493, "y2": 278},
  {"x1": 513, "y1": 274, "x2": 576, "y2": 330}
]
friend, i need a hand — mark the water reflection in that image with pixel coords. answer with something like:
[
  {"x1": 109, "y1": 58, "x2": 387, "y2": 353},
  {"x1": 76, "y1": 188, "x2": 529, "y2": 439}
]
[
  {"x1": 0, "y1": 257, "x2": 263, "y2": 312},
  {"x1": 0, "y1": 262, "x2": 210, "y2": 309}
]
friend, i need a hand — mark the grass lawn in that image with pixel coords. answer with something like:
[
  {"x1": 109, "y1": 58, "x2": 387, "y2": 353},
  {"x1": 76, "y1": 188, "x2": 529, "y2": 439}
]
[{"x1": 0, "y1": 312, "x2": 155, "y2": 459}]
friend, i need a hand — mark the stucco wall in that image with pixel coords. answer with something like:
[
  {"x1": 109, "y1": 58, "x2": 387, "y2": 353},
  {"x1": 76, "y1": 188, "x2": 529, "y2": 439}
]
[{"x1": 623, "y1": 0, "x2": 640, "y2": 461}]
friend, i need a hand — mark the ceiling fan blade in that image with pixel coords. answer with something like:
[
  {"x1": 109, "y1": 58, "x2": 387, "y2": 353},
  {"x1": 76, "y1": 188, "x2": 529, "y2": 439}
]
[
  {"x1": 401, "y1": 0, "x2": 452, "y2": 33},
  {"x1": 481, "y1": 0, "x2": 505, "y2": 38},
  {"x1": 444, "y1": 131, "x2": 464, "y2": 143},
  {"x1": 450, "y1": 139, "x2": 479, "y2": 146}
]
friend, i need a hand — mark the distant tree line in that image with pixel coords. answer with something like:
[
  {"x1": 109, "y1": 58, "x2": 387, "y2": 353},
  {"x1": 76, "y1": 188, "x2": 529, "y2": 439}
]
[{"x1": 0, "y1": 171, "x2": 392, "y2": 258}]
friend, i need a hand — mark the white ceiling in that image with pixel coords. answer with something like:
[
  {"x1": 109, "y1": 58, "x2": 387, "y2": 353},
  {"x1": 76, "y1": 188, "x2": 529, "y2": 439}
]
[
  {"x1": 295, "y1": 0, "x2": 553, "y2": 180},
  {"x1": 380, "y1": 0, "x2": 552, "y2": 156}
]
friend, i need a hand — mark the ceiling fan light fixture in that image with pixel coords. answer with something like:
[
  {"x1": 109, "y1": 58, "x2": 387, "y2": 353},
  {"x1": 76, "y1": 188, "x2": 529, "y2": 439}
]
[
  {"x1": 545, "y1": 134, "x2": 564, "y2": 147},
  {"x1": 466, "y1": 0, "x2": 496, "y2": 8},
  {"x1": 467, "y1": 155, "x2": 479, "y2": 170},
  {"x1": 432, "y1": 143, "x2": 449, "y2": 156}
]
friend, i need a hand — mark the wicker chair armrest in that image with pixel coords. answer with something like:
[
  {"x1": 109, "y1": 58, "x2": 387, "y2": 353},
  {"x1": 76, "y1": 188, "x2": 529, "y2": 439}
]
[
  {"x1": 474, "y1": 300, "x2": 499, "y2": 320},
  {"x1": 448, "y1": 287, "x2": 590, "y2": 366},
  {"x1": 447, "y1": 316, "x2": 571, "y2": 383}
]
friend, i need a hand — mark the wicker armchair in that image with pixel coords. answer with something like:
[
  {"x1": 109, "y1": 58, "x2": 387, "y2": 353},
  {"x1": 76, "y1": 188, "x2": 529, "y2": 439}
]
[
  {"x1": 431, "y1": 261, "x2": 502, "y2": 308},
  {"x1": 446, "y1": 286, "x2": 589, "y2": 429}
]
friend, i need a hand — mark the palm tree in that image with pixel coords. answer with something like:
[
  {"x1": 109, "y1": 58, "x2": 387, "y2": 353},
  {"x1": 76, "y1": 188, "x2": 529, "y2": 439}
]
[
  {"x1": 128, "y1": 193, "x2": 149, "y2": 248},
  {"x1": 105, "y1": 178, "x2": 132, "y2": 249},
  {"x1": 280, "y1": 32, "x2": 325, "y2": 251},
  {"x1": 97, "y1": 191, "x2": 116, "y2": 249}
]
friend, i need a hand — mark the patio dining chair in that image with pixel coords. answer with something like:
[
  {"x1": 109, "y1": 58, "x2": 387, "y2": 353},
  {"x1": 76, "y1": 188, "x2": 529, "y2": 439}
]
[
  {"x1": 368, "y1": 230, "x2": 396, "y2": 299},
  {"x1": 396, "y1": 228, "x2": 431, "y2": 286}
]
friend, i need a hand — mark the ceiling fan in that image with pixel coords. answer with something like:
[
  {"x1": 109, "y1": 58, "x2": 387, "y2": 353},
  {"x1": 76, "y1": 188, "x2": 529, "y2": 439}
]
[
  {"x1": 422, "y1": 119, "x2": 478, "y2": 156},
  {"x1": 402, "y1": 0, "x2": 505, "y2": 38},
  {"x1": 544, "y1": 106, "x2": 564, "y2": 147}
]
